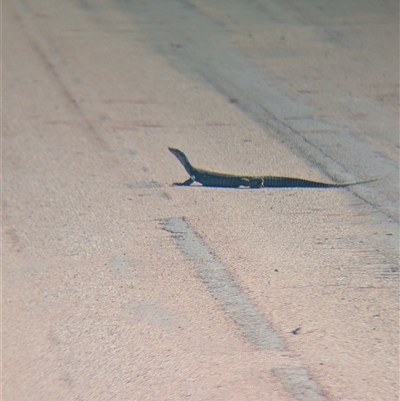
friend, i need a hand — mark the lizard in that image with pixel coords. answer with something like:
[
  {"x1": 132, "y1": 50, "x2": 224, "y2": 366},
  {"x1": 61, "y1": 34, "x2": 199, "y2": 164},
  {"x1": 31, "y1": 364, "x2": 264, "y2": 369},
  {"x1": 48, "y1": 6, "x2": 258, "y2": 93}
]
[{"x1": 168, "y1": 147, "x2": 378, "y2": 188}]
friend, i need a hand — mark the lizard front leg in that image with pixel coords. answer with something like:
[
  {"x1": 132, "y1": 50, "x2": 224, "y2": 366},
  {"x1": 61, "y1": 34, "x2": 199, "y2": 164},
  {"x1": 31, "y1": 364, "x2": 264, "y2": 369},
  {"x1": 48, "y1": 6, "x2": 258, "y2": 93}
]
[{"x1": 173, "y1": 177, "x2": 195, "y2": 186}]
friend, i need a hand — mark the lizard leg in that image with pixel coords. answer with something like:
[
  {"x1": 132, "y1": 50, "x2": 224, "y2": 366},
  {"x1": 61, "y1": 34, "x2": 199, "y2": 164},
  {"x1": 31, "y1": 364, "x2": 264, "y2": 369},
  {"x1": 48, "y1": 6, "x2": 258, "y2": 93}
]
[
  {"x1": 245, "y1": 177, "x2": 264, "y2": 188},
  {"x1": 173, "y1": 177, "x2": 194, "y2": 186},
  {"x1": 239, "y1": 177, "x2": 264, "y2": 188}
]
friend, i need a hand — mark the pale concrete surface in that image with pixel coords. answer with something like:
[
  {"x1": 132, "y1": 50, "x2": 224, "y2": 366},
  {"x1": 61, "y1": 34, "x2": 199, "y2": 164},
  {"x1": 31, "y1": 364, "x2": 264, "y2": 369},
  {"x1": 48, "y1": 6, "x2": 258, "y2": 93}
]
[{"x1": 3, "y1": 0, "x2": 399, "y2": 400}]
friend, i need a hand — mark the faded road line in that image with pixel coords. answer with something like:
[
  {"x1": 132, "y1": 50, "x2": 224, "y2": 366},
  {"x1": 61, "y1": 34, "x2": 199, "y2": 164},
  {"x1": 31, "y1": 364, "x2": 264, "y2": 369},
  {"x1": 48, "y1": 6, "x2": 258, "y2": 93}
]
[
  {"x1": 273, "y1": 368, "x2": 329, "y2": 401},
  {"x1": 164, "y1": 217, "x2": 284, "y2": 350}
]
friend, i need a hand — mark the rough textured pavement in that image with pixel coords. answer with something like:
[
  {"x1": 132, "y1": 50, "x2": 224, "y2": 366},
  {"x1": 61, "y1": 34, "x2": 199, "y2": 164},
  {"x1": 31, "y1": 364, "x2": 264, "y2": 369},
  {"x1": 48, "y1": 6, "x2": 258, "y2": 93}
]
[{"x1": 3, "y1": 0, "x2": 399, "y2": 400}]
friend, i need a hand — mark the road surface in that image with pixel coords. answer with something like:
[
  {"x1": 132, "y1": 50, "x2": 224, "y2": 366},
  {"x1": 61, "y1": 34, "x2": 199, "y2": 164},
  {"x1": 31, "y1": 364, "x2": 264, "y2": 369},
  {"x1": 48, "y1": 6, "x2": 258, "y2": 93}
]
[{"x1": 3, "y1": 0, "x2": 399, "y2": 400}]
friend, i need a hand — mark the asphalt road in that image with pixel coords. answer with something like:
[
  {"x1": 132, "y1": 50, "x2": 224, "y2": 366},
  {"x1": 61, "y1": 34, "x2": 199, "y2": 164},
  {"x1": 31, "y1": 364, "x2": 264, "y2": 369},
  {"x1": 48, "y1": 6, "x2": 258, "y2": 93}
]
[{"x1": 4, "y1": 0, "x2": 399, "y2": 400}]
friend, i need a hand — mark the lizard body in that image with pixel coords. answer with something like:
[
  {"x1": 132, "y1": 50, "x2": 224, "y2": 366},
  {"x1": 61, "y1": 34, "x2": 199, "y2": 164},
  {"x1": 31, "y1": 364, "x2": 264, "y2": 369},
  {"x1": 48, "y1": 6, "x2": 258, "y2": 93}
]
[{"x1": 168, "y1": 147, "x2": 376, "y2": 188}]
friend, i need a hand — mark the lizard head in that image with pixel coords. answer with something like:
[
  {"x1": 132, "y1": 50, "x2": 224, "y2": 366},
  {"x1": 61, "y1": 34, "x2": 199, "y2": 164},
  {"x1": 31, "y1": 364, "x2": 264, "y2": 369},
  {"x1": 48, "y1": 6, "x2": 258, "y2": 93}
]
[{"x1": 168, "y1": 148, "x2": 193, "y2": 175}]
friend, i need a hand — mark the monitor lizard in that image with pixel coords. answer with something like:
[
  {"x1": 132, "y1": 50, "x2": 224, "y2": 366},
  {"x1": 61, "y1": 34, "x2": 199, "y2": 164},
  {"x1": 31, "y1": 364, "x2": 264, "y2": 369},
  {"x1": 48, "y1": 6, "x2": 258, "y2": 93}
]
[{"x1": 168, "y1": 147, "x2": 377, "y2": 188}]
